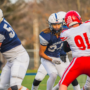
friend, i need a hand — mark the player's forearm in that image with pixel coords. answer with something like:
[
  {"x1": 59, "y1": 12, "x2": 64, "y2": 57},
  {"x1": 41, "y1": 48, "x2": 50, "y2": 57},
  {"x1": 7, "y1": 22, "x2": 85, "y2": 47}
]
[
  {"x1": 39, "y1": 52, "x2": 52, "y2": 61},
  {"x1": 63, "y1": 41, "x2": 71, "y2": 52}
]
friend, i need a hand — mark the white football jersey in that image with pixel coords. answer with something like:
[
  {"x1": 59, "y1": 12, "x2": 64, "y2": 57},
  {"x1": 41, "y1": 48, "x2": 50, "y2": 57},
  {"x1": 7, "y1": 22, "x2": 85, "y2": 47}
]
[{"x1": 60, "y1": 21, "x2": 90, "y2": 58}]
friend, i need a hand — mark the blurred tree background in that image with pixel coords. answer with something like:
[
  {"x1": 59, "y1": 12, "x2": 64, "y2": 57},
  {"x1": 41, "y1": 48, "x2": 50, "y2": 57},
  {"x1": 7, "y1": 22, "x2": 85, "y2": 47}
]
[
  {"x1": 0, "y1": 0, "x2": 90, "y2": 49},
  {"x1": 0, "y1": 0, "x2": 90, "y2": 69}
]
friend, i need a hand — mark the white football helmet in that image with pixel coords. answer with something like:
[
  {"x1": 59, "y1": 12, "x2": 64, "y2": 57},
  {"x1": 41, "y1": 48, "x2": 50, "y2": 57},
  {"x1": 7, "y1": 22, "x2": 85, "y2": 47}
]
[
  {"x1": 0, "y1": 9, "x2": 3, "y2": 19},
  {"x1": 57, "y1": 11, "x2": 66, "y2": 25},
  {"x1": 48, "y1": 11, "x2": 66, "y2": 33}
]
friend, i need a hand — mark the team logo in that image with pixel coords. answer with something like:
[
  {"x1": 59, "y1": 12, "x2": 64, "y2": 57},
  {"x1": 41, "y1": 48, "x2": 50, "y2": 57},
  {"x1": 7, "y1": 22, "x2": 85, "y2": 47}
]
[{"x1": 67, "y1": 16, "x2": 72, "y2": 25}]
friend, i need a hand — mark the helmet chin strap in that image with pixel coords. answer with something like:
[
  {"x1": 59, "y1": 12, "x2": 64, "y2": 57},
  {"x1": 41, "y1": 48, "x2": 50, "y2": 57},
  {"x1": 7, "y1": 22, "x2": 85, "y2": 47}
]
[
  {"x1": 49, "y1": 23, "x2": 63, "y2": 34},
  {"x1": 52, "y1": 27, "x2": 62, "y2": 34}
]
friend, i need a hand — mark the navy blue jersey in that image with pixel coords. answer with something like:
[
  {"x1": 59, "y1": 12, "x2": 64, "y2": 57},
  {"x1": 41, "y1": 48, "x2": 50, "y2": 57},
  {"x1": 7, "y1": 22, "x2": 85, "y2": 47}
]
[
  {"x1": 60, "y1": 48, "x2": 66, "y2": 56},
  {"x1": 39, "y1": 30, "x2": 63, "y2": 57},
  {"x1": 0, "y1": 18, "x2": 21, "y2": 53},
  {"x1": 39, "y1": 26, "x2": 68, "y2": 57}
]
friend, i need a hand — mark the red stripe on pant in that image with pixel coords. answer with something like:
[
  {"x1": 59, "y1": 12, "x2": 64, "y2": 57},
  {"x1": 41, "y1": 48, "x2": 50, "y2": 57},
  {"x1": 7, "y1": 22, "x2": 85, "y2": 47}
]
[{"x1": 59, "y1": 56, "x2": 90, "y2": 86}]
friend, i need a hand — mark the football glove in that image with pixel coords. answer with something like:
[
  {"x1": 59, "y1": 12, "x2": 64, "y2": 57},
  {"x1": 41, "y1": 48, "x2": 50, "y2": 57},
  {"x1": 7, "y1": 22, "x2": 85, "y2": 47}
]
[
  {"x1": 60, "y1": 55, "x2": 66, "y2": 62},
  {"x1": 52, "y1": 59, "x2": 61, "y2": 64}
]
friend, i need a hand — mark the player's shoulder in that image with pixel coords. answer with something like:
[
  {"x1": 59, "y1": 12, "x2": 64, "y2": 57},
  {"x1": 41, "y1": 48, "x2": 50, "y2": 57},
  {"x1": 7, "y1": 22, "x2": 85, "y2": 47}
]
[
  {"x1": 39, "y1": 28, "x2": 51, "y2": 39},
  {"x1": 0, "y1": 18, "x2": 12, "y2": 35},
  {"x1": 84, "y1": 20, "x2": 90, "y2": 23},
  {"x1": 79, "y1": 20, "x2": 90, "y2": 29},
  {"x1": 82, "y1": 20, "x2": 90, "y2": 26},
  {"x1": 39, "y1": 28, "x2": 51, "y2": 45},
  {"x1": 40, "y1": 31, "x2": 50, "y2": 36},
  {"x1": 61, "y1": 29, "x2": 69, "y2": 34},
  {"x1": 40, "y1": 28, "x2": 51, "y2": 35},
  {"x1": 60, "y1": 28, "x2": 73, "y2": 41},
  {"x1": 0, "y1": 19, "x2": 6, "y2": 33},
  {"x1": 0, "y1": 18, "x2": 8, "y2": 27}
]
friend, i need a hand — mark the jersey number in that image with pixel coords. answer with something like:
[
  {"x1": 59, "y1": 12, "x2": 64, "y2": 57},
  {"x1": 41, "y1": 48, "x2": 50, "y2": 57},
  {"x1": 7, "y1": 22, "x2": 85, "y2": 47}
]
[
  {"x1": 3, "y1": 24, "x2": 15, "y2": 38},
  {"x1": 48, "y1": 45, "x2": 57, "y2": 52},
  {"x1": 48, "y1": 43, "x2": 63, "y2": 52},
  {"x1": 74, "y1": 32, "x2": 90, "y2": 50}
]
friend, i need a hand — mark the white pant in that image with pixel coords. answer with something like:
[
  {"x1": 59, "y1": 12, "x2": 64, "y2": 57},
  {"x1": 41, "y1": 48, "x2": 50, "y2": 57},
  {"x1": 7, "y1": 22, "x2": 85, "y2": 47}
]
[
  {"x1": 41, "y1": 56, "x2": 70, "y2": 77},
  {"x1": 35, "y1": 64, "x2": 47, "y2": 81},
  {"x1": 84, "y1": 76, "x2": 90, "y2": 90},
  {"x1": 0, "y1": 52, "x2": 30, "y2": 89},
  {"x1": 37, "y1": 64, "x2": 47, "y2": 75}
]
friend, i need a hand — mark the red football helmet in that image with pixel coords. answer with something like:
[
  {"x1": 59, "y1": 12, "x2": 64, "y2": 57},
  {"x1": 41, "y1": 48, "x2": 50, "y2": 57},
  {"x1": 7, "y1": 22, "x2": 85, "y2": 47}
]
[{"x1": 65, "y1": 10, "x2": 82, "y2": 27}]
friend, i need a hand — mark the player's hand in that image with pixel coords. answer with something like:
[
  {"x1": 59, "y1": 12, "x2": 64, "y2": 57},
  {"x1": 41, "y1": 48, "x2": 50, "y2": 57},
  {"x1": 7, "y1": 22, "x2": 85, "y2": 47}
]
[
  {"x1": 60, "y1": 55, "x2": 66, "y2": 62},
  {"x1": 52, "y1": 59, "x2": 61, "y2": 64}
]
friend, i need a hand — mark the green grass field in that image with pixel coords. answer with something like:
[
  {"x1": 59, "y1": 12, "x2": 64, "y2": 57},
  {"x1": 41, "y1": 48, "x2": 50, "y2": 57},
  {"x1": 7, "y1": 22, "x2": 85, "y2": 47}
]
[{"x1": 22, "y1": 74, "x2": 87, "y2": 90}]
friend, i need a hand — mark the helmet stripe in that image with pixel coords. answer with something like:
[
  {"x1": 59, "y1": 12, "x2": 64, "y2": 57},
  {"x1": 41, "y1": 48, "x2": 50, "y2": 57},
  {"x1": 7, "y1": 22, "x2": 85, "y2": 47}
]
[{"x1": 55, "y1": 13, "x2": 58, "y2": 21}]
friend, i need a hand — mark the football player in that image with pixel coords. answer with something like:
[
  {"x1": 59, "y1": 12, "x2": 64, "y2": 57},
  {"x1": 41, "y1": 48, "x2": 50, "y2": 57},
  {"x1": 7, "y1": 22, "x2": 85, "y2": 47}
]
[
  {"x1": 59, "y1": 10, "x2": 90, "y2": 90},
  {"x1": 0, "y1": 9, "x2": 30, "y2": 90},
  {"x1": 32, "y1": 11, "x2": 80, "y2": 90}
]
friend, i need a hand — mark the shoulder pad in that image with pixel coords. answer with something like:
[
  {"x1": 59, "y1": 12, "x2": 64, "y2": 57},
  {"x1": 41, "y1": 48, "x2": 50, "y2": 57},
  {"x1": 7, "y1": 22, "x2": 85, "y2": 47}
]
[{"x1": 39, "y1": 31, "x2": 51, "y2": 45}]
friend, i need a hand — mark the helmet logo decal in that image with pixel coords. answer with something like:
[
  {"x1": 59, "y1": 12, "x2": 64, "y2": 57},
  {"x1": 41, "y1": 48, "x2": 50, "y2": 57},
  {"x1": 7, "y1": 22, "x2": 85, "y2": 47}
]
[{"x1": 67, "y1": 16, "x2": 72, "y2": 25}]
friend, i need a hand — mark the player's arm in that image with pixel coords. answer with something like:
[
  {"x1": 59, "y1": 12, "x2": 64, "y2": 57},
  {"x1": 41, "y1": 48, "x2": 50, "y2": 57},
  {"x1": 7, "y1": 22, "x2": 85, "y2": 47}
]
[
  {"x1": 39, "y1": 33, "x2": 52, "y2": 61},
  {"x1": 39, "y1": 44, "x2": 61, "y2": 64},
  {"x1": 60, "y1": 43, "x2": 67, "y2": 62},
  {"x1": 39, "y1": 44, "x2": 52, "y2": 61},
  {"x1": 63, "y1": 41, "x2": 71, "y2": 52},
  {"x1": 39, "y1": 32, "x2": 61, "y2": 64},
  {"x1": 60, "y1": 30, "x2": 71, "y2": 52},
  {"x1": 59, "y1": 41, "x2": 71, "y2": 63}
]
